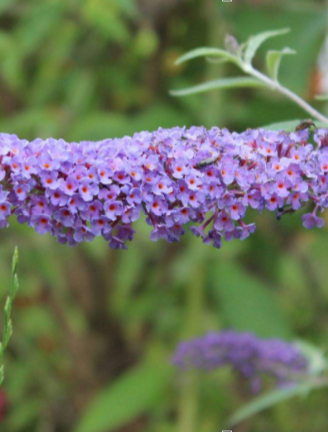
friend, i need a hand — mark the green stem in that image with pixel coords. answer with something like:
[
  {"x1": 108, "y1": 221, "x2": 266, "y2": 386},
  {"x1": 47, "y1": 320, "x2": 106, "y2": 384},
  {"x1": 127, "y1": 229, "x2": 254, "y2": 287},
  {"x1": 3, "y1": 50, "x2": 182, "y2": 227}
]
[
  {"x1": 244, "y1": 65, "x2": 328, "y2": 123},
  {"x1": 178, "y1": 246, "x2": 206, "y2": 432},
  {"x1": 201, "y1": 0, "x2": 228, "y2": 128},
  {"x1": 0, "y1": 247, "x2": 19, "y2": 385}
]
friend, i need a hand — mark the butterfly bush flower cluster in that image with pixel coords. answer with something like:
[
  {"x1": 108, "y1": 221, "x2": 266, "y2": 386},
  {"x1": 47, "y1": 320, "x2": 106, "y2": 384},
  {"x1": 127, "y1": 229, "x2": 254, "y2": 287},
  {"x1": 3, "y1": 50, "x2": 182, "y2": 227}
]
[
  {"x1": 0, "y1": 126, "x2": 328, "y2": 249},
  {"x1": 172, "y1": 331, "x2": 309, "y2": 392}
]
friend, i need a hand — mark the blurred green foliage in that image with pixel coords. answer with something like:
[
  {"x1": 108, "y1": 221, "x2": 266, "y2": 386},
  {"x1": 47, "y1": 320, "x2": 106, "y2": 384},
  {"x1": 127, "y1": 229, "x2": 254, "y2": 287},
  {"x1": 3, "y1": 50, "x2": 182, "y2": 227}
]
[{"x1": 0, "y1": 0, "x2": 328, "y2": 431}]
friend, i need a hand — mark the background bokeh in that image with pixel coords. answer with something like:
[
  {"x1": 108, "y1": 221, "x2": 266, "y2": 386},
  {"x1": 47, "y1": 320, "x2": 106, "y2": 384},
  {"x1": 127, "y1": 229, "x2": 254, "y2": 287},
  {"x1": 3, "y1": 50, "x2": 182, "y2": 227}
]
[{"x1": 0, "y1": 0, "x2": 328, "y2": 431}]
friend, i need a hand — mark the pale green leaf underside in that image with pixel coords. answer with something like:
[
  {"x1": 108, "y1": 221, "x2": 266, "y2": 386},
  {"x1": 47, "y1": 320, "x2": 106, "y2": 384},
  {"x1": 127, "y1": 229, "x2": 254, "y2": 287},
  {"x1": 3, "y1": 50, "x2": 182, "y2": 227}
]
[
  {"x1": 170, "y1": 77, "x2": 264, "y2": 97},
  {"x1": 229, "y1": 380, "x2": 324, "y2": 427},
  {"x1": 244, "y1": 28, "x2": 290, "y2": 65},
  {"x1": 175, "y1": 47, "x2": 240, "y2": 66},
  {"x1": 315, "y1": 94, "x2": 328, "y2": 101},
  {"x1": 205, "y1": 56, "x2": 229, "y2": 64},
  {"x1": 266, "y1": 48, "x2": 296, "y2": 81},
  {"x1": 296, "y1": 340, "x2": 328, "y2": 375}
]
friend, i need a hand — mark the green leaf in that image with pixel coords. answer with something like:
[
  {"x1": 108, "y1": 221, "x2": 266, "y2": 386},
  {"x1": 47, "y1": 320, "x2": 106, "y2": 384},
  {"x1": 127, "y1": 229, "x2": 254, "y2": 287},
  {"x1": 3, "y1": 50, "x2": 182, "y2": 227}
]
[
  {"x1": 170, "y1": 77, "x2": 264, "y2": 97},
  {"x1": 266, "y1": 48, "x2": 296, "y2": 81},
  {"x1": 74, "y1": 361, "x2": 172, "y2": 432},
  {"x1": 174, "y1": 47, "x2": 241, "y2": 66},
  {"x1": 205, "y1": 57, "x2": 229, "y2": 65},
  {"x1": 296, "y1": 340, "x2": 328, "y2": 375},
  {"x1": 262, "y1": 119, "x2": 302, "y2": 131},
  {"x1": 228, "y1": 380, "x2": 325, "y2": 427},
  {"x1": 244, "y1": 28, "x2": 290, "y2": 65},
  {"x1": 13, "y1": 274, "x2": 19, "y2": 297},
  {"x1": 12, "y1": 247, "x2": 19, "y2": 276},
  {"x1": 210, "y1": 261, "x2": 291, "y2": 338},
  {"x1": 262, "y1": 119, "x2": 328, "y2": 131},
  {"x1": 315, "y1": 94, "x2": 328, "y2": 101}
]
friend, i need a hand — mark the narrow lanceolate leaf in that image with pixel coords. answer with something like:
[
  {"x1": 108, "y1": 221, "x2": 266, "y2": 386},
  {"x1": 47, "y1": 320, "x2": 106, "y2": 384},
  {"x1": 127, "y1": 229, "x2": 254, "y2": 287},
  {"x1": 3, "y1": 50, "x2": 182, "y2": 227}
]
[
  {"x1": 175, "y1": 47, "x2": 241, "y2": 67},
  {"x1": 228, "y1": 380, "x2": 326, "y2": 427},
  {"x1": 266, "y1": 48, "x2": 296, "y2": 81},
  {"x1": 170, "y1": 77, "x2": 264, "y2": 97},
  {"x1": 315, "y1": 94, "x2": 328, "y2": 101},
  {"x1": 205, "y1": 57, "x2": 229, "y2": 65},
  {"x1": 244, "y1": 28, "x2": 290, "y2": 65},
  {"x1": 262, "y1": 119, "x2": 328, "y2": 131}
]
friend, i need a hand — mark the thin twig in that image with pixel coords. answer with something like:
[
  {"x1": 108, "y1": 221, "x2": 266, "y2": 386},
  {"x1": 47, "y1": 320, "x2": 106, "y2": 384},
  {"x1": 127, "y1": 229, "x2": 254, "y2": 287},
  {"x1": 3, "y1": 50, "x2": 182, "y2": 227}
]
[{"x1": 245, "y1": 65, "x2": 328, "y2": 123}]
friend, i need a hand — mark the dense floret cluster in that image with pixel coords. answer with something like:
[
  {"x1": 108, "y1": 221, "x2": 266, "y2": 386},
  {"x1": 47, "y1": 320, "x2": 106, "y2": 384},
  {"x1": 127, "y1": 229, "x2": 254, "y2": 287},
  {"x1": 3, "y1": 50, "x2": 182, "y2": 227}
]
[
  {"x1": 172, "y1": 331, "x2": 309, "y2": 392},
  {"x1": 0, "y1": 126, "x2": 328, "y2": 249}
]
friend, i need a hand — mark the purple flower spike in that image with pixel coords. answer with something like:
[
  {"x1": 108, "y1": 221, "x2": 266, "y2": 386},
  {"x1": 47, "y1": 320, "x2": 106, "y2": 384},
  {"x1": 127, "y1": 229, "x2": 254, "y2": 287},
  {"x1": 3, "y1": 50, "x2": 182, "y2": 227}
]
[
  {"x1": 172, "y1": 331, "x2": 309, "y2": 392},
  {"x1": 0, "y1": 126, "x2": 327, "y2": 249}
]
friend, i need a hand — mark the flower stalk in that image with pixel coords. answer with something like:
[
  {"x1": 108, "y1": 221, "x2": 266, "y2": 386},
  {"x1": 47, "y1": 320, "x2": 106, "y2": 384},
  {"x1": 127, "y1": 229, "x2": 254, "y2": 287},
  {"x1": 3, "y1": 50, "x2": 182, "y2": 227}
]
[{"x1": 244, "y1": 65, "x2": 328, "y2": 123}]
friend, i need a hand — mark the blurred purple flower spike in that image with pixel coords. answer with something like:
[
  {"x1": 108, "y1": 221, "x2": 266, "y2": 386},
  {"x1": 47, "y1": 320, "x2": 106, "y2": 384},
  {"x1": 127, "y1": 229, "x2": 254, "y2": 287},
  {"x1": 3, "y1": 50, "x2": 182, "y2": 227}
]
[{"x1": 172, "y1": 331, "x2": 309, "y2": 392}]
